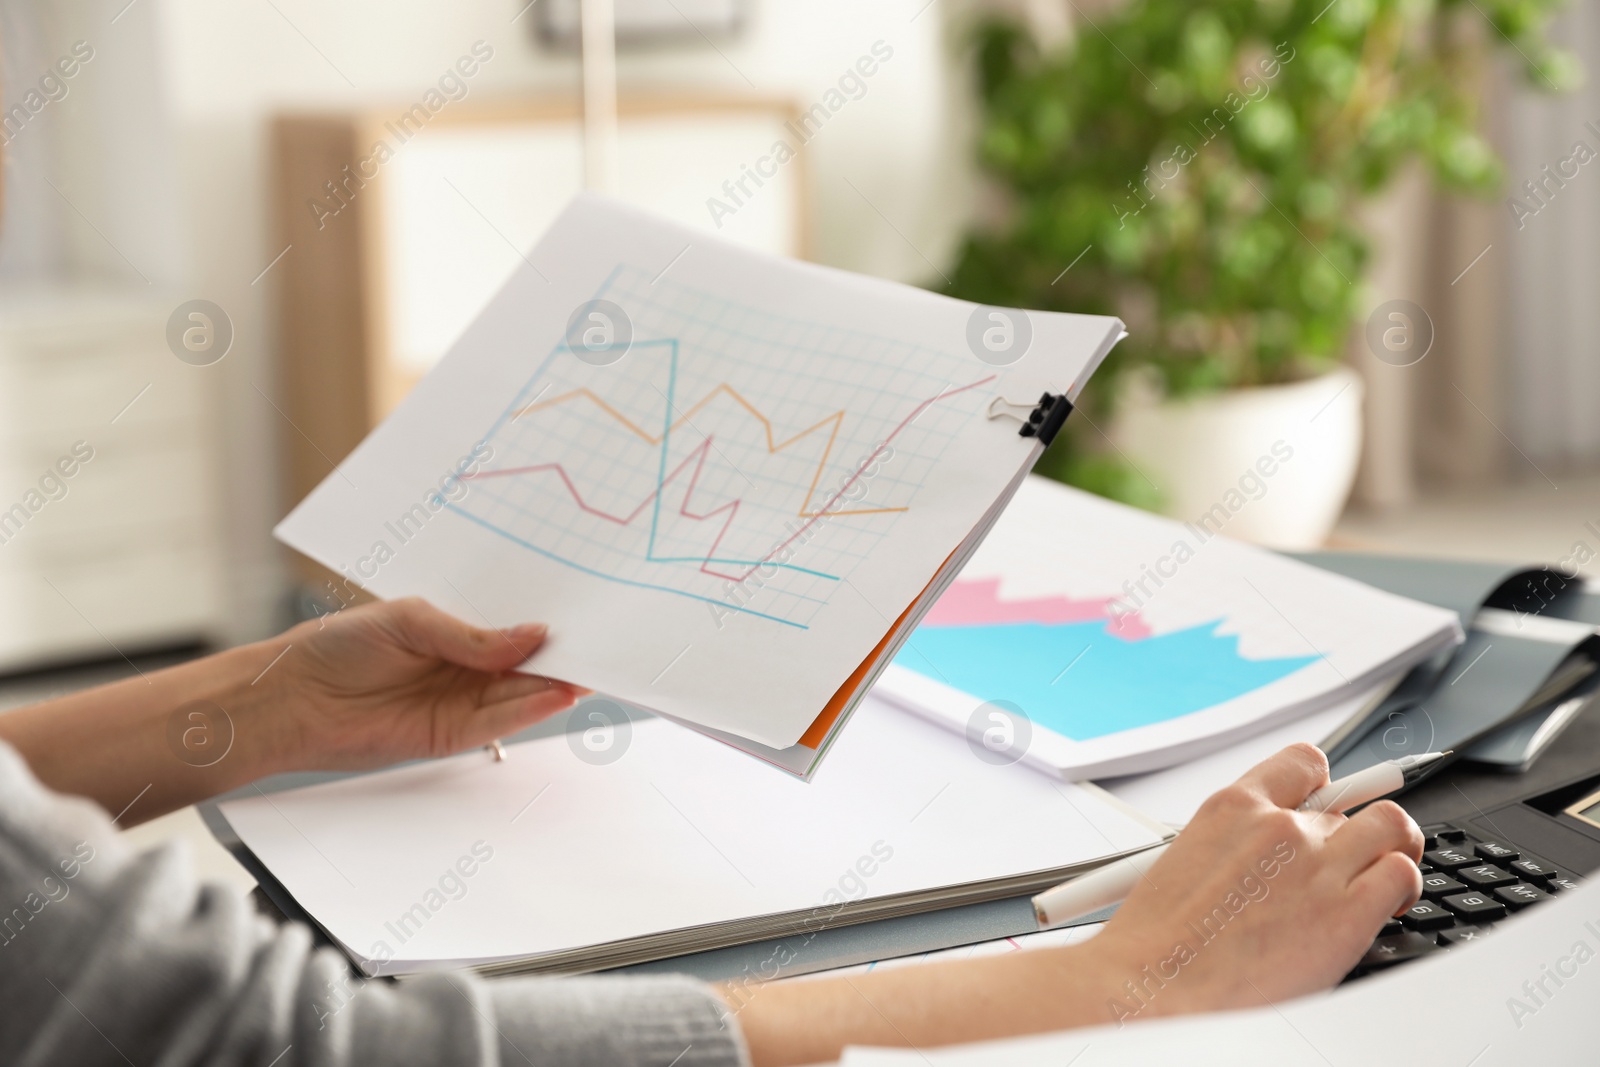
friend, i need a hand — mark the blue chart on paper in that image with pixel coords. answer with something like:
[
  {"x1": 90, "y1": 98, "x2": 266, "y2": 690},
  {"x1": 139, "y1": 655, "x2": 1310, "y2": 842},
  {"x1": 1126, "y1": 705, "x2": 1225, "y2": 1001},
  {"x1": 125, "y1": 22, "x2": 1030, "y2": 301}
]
[{"x1": 893, "y1": 579, "x2": 1318, "y2": 740}]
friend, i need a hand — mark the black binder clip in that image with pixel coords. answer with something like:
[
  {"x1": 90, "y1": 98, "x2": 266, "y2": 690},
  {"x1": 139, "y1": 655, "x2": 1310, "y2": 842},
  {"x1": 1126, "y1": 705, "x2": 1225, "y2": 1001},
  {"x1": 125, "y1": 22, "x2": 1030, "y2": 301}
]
[{"x1": 986, "y1": 392, "x2": 1074, "y2": 446}]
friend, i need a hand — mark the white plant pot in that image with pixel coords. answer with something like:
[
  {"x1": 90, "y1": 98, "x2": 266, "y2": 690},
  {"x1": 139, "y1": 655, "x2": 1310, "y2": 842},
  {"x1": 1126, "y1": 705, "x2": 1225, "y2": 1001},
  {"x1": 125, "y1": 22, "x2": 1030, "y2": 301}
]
[{"x1": 1108, "y1": 367, "x2": 1364, "y2": 550}]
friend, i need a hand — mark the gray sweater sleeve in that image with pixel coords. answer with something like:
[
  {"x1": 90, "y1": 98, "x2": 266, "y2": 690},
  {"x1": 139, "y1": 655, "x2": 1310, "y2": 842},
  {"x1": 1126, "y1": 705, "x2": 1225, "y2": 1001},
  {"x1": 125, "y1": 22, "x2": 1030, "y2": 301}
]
[{"x1": 0, "y1": 744, "x2": 749, "y2": 1067}]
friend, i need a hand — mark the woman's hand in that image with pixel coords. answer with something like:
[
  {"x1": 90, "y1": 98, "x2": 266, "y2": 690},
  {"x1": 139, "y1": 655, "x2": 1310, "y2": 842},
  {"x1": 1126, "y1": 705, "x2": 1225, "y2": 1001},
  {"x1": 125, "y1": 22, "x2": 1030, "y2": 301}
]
[
  {"x1": 262, "y1": 597, "x2": 587, "y2": 772},
  {"x1": 1087, "y1": 743, "x2": 1424, "y2": 1018},
  {"x1": 731, "y1": 744, "x2": 1424, "y2": 1066},
  {"x1": 0, "y1": 597, "x2": 585, "y2": 824}
]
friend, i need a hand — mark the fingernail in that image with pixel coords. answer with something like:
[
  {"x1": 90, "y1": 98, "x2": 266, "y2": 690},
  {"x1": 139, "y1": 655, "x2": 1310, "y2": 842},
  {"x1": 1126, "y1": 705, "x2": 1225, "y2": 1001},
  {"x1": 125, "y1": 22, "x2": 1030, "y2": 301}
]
[{"x1": 510, "y1": 623, "x2": 549, "y2": 640}]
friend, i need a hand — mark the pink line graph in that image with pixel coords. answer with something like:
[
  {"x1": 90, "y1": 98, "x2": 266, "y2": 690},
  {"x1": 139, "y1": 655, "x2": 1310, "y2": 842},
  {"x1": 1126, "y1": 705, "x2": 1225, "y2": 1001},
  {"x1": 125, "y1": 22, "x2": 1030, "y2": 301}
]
[
  {"x1": 462, "y1": 375, "x2": 997, "y2": 582},
  {"x1": 921, "y1": 576, "x2": 1152, "y2": 639}
]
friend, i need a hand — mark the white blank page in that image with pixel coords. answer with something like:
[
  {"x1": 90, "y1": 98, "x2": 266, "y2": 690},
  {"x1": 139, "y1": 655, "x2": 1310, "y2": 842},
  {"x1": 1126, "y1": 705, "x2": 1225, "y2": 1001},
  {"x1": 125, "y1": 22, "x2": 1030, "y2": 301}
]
[
  {"x1": 1098, "y1": 684, "x2": 1386, "y2": 827},
  {"x1": 219, "y1": 697, "x2": 1162, "y2": 973}
]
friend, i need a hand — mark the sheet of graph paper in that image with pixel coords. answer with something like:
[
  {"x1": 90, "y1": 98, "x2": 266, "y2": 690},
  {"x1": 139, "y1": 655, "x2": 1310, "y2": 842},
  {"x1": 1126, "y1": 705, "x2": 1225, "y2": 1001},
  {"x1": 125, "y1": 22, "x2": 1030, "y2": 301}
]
[{"x1": 275, "y1": 194, "x2": 1123, "y2": 751}]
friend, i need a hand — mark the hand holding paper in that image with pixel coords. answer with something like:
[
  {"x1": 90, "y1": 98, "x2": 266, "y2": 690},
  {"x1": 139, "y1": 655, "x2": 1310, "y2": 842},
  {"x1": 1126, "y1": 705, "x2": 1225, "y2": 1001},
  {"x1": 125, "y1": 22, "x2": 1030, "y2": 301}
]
[
  {"x1": 269, "y1": 597, "x2": 586, "y2": 772},
  {"x1": 275, "y1": 195, "x2": 1126, "y2": 774}
]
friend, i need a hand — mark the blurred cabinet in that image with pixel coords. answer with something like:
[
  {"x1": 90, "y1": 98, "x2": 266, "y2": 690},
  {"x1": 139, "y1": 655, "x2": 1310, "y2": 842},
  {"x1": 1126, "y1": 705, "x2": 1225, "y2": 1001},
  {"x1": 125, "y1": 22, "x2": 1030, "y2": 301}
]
[
  {"x1": 0, "y1": 288, "x2": 225, "y2": 670},
  {"x1": 270, "y1": 92, "x2": 809, "y2": 534}
]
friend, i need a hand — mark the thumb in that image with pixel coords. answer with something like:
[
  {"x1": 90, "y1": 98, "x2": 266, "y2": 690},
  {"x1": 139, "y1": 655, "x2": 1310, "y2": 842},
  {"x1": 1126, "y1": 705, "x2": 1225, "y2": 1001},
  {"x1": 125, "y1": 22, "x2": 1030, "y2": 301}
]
[{"x1": 388, "y1": 597, "x2": 548, "y2": 672}]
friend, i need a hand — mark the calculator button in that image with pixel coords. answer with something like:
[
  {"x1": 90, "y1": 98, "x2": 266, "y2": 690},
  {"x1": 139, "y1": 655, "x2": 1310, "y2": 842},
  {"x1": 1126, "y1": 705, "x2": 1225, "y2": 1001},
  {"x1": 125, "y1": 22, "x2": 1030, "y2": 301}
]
[
  {"x1": 1439, "y1": 925, "x2": 1494, "y2": 946},
  {"x1": 1547, "y1": 872, "x2": 1583, "y2": 893},
  {"x1": 1474, "y1": 842, "x2": 1519, "y2": 862},
  {"x1": 1418, "y1": 862, "x2": 1436, "y2": 874},
  {"x1": 1438, "y1": 828, "x2": 1468, "y2": 843},
  {"x1": 1443, "y1": 892, "x2": 1508, "y2": 921},
  {"x1": 1421, "y1": 873, "x2": 1467, "y2": 899},
  {"x1": 1360, "y1": 930, "x2": 1440, "y2": 970},
  {"x1": 1510, "y1": 859, "x2": 1555, "y2": 882},
  {"x1": 1379, "y1": 918, "x2": 1403, "y2": 937},
  {"x1": 1423, "y1": 847, "x2": 1477, "y2": 870},
  {"x1": 1456, "y1": 864, "x2": 1516, "y2": 890},
  {"x1": 1400, "y1": 900, "x2": 1456, "y2": 930},
  {"x1": 1493, "y1": 883, "x2": 1552, "y2": 910}
]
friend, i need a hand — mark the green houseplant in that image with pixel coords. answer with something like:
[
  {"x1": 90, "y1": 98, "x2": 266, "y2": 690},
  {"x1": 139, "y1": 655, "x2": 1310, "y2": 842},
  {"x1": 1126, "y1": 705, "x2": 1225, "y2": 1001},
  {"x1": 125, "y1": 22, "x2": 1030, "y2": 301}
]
[{"x1": 948, "y1": 0, "x2": 1574, "y2": 526}]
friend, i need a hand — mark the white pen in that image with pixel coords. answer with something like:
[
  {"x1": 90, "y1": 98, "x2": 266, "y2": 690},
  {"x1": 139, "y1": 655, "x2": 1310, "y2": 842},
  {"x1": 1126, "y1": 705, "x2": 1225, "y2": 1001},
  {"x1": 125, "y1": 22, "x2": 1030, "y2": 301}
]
[{"x1": 1031, "y1": 751, "x2": 1452, "y2": 929}]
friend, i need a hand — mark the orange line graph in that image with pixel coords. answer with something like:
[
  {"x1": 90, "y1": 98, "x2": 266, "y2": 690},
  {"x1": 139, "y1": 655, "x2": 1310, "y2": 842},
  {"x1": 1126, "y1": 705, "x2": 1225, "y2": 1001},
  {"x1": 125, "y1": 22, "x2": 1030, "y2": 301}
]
[{"x1": 511, "y1": 384, "x2": 909, "y2": 518}]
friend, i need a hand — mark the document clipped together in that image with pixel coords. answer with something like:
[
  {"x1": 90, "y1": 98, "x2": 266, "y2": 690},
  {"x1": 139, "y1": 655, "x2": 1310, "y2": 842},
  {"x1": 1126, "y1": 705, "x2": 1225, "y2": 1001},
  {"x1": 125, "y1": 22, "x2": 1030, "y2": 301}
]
[{"x1": 275, "y1": 194, "x2": 1126, "y2": 776}]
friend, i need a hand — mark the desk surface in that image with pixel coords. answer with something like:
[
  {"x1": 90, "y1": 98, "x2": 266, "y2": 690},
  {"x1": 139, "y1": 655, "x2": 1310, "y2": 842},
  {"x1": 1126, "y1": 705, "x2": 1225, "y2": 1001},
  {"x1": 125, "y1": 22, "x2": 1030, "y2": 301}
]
[
  {"x1": 212, "y1": 687, "x2": 1600, "y2": 986},
  {"x1": 2, "y1": 554, "x2": 1579, "y2": 989},
  {"x1": 201, "y1": 560, "x2": 1600, "y2": 985}
]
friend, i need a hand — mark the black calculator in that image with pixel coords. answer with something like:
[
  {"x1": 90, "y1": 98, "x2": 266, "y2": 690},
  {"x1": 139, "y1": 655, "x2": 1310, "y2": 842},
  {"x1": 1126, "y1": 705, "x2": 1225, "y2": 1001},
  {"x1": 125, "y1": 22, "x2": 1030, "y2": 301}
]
[
  {"x1": 1344, "y1": 822, "x2": 1581, "y2": 980},
  {"x1": 1344, "y1": 767, "x2": 1600, "y2": 982}
]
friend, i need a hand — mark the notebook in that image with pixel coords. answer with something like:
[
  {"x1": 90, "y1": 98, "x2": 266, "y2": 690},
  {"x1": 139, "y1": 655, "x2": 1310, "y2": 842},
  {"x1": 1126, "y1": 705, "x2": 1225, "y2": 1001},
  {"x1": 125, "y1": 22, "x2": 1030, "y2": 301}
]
[
  {"x1": 872, "y1": 476, "x2": 1463, "y2": 780},
  {"x1": 273, "y1": 194, "x2": 1126, "y2": 777},
  {"x1": 213, "y1": 695, "x2": 1167, "y2": 978}
]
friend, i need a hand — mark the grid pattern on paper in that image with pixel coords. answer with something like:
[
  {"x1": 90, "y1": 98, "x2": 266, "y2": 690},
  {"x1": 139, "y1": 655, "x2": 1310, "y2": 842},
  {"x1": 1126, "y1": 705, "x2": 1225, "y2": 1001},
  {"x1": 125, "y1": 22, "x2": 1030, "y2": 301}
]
[{"x1": 450, "y1": 264, "x2": 994, "y2": 629}]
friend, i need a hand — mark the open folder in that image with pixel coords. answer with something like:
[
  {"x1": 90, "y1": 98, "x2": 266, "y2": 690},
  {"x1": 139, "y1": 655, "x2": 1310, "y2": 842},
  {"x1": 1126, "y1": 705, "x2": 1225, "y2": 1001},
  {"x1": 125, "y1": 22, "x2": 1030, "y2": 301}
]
[
  {"x1": 214, "y1": 697, "x2": 1167, "y2": 978},
  {"x1": 274, "y1": 195, "x2": 1126, "y2": 777}
]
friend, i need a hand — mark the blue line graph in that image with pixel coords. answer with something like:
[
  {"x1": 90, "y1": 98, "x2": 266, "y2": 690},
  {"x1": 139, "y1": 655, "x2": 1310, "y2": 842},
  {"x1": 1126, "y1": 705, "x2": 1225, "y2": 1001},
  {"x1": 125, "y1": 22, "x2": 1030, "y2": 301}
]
[
  {"x1": 444, "y1": 504, "x2": 808, "y2": 628},
  {"x1": 446, "y1": 264, "x2": 992, "y2": 629}
]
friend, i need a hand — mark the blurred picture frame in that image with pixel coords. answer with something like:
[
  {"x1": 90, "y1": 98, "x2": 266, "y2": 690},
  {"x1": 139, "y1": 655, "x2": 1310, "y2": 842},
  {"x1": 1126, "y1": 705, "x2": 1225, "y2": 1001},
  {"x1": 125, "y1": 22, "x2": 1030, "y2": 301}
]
[
  {"x1": 269, "y1": 92, "x2": 809, "y2": 570},
  {"x1": 532, "y1": 0, "x2": 748, "y2": 48}
]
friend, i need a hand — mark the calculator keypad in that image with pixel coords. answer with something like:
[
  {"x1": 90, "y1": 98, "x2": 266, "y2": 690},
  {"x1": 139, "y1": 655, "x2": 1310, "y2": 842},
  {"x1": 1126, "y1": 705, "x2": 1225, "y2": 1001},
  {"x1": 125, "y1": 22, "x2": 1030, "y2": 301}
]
[{"x1": 1343, "y1": 822, "x2": 1580, "y2": 982}]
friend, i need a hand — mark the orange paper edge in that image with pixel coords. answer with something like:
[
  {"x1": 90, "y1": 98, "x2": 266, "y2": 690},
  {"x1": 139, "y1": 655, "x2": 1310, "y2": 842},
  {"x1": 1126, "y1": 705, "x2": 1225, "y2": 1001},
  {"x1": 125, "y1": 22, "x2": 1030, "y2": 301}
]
[{"x1": 795, "y1": 560, "x2": 949, "y2": 750}]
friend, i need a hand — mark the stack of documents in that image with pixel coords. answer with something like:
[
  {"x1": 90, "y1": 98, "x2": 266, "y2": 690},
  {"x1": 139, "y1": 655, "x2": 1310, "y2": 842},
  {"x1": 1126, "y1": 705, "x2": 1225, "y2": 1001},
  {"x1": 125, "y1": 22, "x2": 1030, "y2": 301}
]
[
  {"x1": 874, "y1": 476, "x2": 1463, "y2": 781},
  {"x1": 215, "y1": 697, "x2": 1166, "y2": 977}
]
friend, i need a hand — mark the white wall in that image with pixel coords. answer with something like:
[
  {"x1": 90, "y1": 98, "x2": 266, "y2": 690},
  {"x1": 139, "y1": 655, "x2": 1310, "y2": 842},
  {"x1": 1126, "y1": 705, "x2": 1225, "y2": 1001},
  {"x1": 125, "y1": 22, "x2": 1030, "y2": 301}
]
[
  {"x1": 145, "y1": 0, "x2": 979, "y2": 640},
  {"x1": 0, "y1": 0, "x2": 183, "y2": 285}
]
